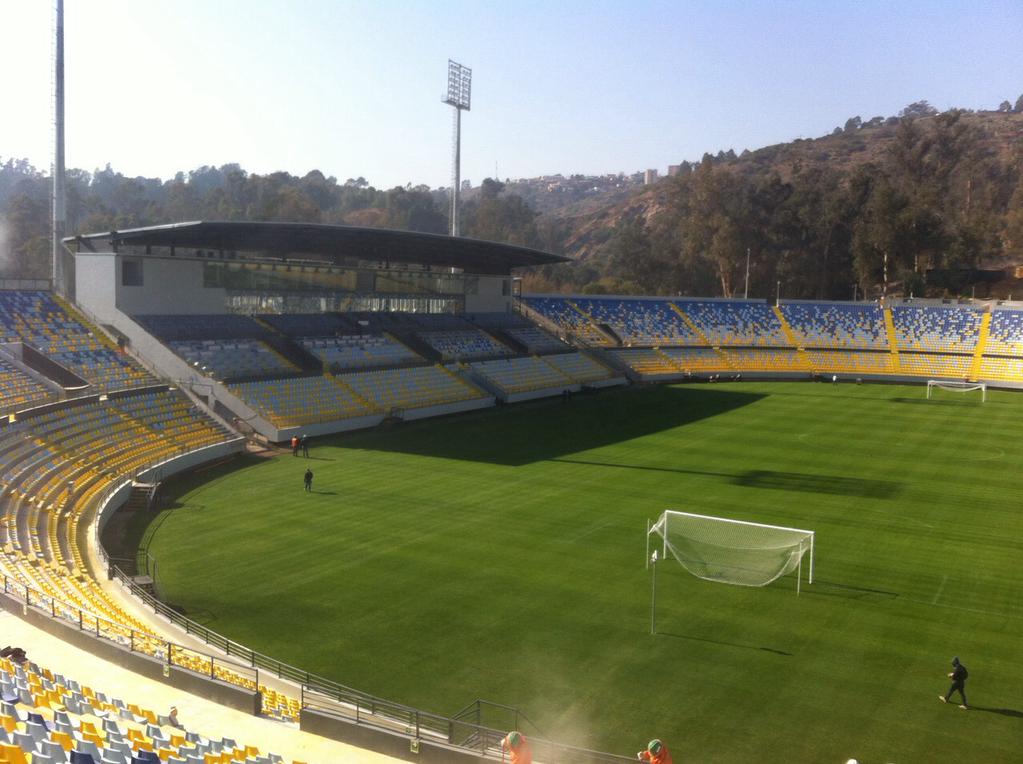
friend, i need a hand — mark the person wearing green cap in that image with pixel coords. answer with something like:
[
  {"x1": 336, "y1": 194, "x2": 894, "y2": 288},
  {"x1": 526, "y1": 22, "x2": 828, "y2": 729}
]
[
  {"x1": 501, "y1": 730, "x2": 532, "y2": 764},
  {"x1": 637, "y1": 738, "x2": 673, "y2": 764}
]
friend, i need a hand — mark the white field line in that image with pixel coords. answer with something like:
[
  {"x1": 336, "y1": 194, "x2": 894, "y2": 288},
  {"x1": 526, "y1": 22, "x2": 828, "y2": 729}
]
[
  {"x1": 904, "y1": 596, "x2": 1022, "y2": 621},
  {"x1": 932, "y1": 574, "x2": 949, "y2": 605},
  {"x1": 566, "y1": 516, "x2": 620, "y2": 543}
]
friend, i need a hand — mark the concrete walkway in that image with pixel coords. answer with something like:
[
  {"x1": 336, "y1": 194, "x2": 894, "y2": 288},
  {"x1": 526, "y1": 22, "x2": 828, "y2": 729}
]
[{"x1": 0, "y1": 609, "x2": 402, "y2": 764}]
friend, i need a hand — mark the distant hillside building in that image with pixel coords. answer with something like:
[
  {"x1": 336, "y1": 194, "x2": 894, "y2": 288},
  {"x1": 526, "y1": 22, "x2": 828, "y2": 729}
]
[
  {"x1": 667, "y1": 164, "x2": 681, "y2": 177},
  {"x1": 644, "y1": 169, "x2": 659, "y2": 185}
]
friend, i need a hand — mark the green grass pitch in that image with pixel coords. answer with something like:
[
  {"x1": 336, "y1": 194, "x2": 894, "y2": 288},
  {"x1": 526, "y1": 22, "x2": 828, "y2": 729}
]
[{"x1": 135, "y1": 382, "x2": 1023, "y2": 762}]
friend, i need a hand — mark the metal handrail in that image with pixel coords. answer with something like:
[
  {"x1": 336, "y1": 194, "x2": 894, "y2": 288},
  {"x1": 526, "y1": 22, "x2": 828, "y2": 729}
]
[{"x1": 0, "y1": 573, "x2": 258, "y2": 691}]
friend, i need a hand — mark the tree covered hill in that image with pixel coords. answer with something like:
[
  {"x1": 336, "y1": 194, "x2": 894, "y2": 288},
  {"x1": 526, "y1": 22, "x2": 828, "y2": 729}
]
[
  {"x1": 542, "y1": 106, "x2": 1023, "y2": 300},
  {"x1": 2, "y1": 101, "x2": 1022, "y2": 301}
]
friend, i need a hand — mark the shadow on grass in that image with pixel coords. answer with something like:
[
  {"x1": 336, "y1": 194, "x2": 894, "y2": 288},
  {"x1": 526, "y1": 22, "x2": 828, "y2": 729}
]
[
  {"x1": 733, "y1": 470, "x2": 900, "y2": 498},
  {"x1": 549, "y1": 457, "x2": 729, "y2": 480},
  {"x1": 807, "y1": 579, "x2": 899, "y2": 601},
  {"x1": 968, "y1": 706, "x2": 1023, "y2": 718},
  {"x1": 548, "y1": 459, "x2": 900, "y2": 499},
  {"x1": 332, "y1": 386, "x2": 765, "y2": 466},
  {"x1": 658, "y1": 631, "x2": 793, "y2": 657}
]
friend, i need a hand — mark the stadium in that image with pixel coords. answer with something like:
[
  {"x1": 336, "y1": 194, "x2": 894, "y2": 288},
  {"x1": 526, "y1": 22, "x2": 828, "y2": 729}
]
[{"x1": 1, "y1": 218, "x2": 1021, "y2": 764}]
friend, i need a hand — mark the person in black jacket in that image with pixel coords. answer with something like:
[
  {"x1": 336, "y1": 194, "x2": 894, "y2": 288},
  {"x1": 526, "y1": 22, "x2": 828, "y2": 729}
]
[{"x1": 939, "y1": 656, "x2": 968, "y2": 709}]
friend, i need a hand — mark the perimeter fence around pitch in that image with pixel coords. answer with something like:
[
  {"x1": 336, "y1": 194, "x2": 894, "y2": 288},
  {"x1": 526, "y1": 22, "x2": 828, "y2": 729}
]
[{"x1": 12, "y1": 555, "x2": 633, "y2": 764}]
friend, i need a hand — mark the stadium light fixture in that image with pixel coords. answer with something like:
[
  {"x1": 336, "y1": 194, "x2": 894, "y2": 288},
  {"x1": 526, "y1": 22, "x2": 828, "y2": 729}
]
[{"x1": 442, "y1": 60, "x2": 471, "y2": 238}]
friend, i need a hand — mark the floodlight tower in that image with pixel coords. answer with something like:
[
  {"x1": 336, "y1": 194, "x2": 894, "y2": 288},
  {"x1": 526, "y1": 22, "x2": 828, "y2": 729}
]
[
  {"x1": 442, "y1": 60, "x2": 471, "y2": 237},
  {"x1": 52, "y1": 0, "x2": 67, "y2": 294}
]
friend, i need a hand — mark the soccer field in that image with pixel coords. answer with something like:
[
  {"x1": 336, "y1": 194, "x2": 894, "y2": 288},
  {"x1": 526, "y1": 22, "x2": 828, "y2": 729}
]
[{"x1": 138, "y1": 382, "x2": 1023, "y2": 762}]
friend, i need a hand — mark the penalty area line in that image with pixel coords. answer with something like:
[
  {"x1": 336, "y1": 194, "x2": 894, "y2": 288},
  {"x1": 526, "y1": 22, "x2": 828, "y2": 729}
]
[
  {"x1": 903, "y1": 595, "x2": 1021, "y2": 621},
  {"x1": 932, "y1": 574, "x2": 948, "y2": 605},
  {"x1": 565, "y1": 516, "x2": 620, "y2": 543}
]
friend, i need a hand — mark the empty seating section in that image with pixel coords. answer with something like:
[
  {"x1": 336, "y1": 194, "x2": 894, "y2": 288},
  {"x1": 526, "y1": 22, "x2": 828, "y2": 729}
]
[
  {"x1": 985, "y1": 310, "x2": 1023, "y2": 356},
  {"x1": 52, "y1": 347, "x2": 150, "y2": 391},
  {"x1": 0, "y1": 291, "x2": 151, "y2": 390},
  {"x1": 0, "y1": 390, "x2": 232, "y2": 566},
  {"x1": 678, "y1": 301, "x2": 787, "y2": 346},
  {"x1": 608, "y1": 349, "x2": 685, "y2": 375},
  {"x1": 407, "y1": 313, "x2": 473, "y2": 331},
  {"x1": 719, "y1": 348, "x2": 808, "y2": 371},
  {"x1": 572, "y1": 299, "x2": 698, "y2": 346},
  {"x1": 541, "y1": 352, "x2": 615, "y2": 383},
  {"x1": 506, "y1": 326, "x2": 570, "y2": 353},
  {"x1": 804, "y1": 350, "x2": 895, "y2": 375},
  {"x1": 135, "y1": 314, "x2": 265, "y2": 342},
  {"x1": 978, "y1": 355, "x2": 1023, "y2": 381},
  {"x1": 170, "y1": 340, "x2": 298, "y2": 380},
  {"x1": 418, "y1": 329, "x2": 512, "y2": 361},
  {"x1": 465, "y1": 312, "x2": 532, "y2": 329},
  {"x1": 257, "y1": 312, "x2": 351, "y2": 337},
  {"x1": 898, "y1": 353, "x2": 972, "y2": 378},
  {"x1": 471, "y1": 357, "x2": 571, "y2": 394},
  {"x1": 0, "y1": 389, "x2": 303, "y2": 721},
  {"x1": 658, "y1": 348, "x2": 730, "y2": 372},
  {"x1": 300, "y1": 334, "x2": 421, "y2": 370},
  {"x1": 524, "y1": 295, "x2": 1023, "y2": 383},
  {"x1": 0, "y1": 359, "x2": 52, "y2": 413},
  {"x1": 230, "y1": 376, "x2": 373, "y2": 426},
  {"x1": 781, "y1": 303, "x2": 887, "y2": 349},
  {"x1": 341, "y1": 366, "x2": 485, "y2": 411},
  {"x1": 520, "y1": 297, "x2": 611, "y2": 345},
  {"x1": 0, "y1": 656, "x2": 303, "y2": 763},
  {"x1": 891, "y1": 306, "x2": 982, "y2": 352},
  {"x1": 110, "y1": 391, "x2": 233, "y2": 450}
]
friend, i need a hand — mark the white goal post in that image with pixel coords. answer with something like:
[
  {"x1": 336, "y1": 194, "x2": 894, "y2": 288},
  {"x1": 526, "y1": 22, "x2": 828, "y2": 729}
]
[
  {"x1": 647, "y1": 510, "x2": 814, "y2": 594},
  {"x1": 926, "y1": 380, "x2": 986, "y2": 402}
]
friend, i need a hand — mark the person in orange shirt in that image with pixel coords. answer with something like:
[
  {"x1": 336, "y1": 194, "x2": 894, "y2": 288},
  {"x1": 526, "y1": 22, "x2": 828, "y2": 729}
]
[
  {"x1": 501, "y1": 730, "x2": 532, "y2": 764},
  {"x1": 637, "y1": 738, "x2": 673, "y2": 764}
]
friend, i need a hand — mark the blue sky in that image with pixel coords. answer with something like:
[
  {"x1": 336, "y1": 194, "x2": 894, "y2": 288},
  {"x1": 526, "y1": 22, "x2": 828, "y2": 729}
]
[{"x1": 1, "y1": 0, "x2": 1020, "y2": 189}]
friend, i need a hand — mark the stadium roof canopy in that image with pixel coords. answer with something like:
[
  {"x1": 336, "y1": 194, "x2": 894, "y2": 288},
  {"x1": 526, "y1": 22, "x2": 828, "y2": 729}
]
[{"x1": 66, "y1": 221, "x2": 568, "y2": 275}]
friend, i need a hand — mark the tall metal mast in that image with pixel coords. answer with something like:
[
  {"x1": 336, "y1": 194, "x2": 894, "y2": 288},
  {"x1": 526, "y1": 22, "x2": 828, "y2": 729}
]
[
  {"x1": 52, "y1": 0, "x2": 67, "y2": 293},
  {"x1": 442, "y1": 60, "x2": 471, "y2": 237}
]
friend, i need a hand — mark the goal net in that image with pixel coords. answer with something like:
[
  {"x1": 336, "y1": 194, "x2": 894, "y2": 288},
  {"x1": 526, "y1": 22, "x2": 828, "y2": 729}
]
[
  {"x1": 647, "y1": 510, "x2": 814, "y2": 590},
  {"x1": 926, "y1": 380, "x2": 986, "y2": 402}
]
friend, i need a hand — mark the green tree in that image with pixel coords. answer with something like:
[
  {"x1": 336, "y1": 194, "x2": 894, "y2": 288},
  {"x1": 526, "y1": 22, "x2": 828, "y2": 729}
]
[
  {"x1": 605, "y1": 218, "x2": 664, "y2": 293},
  {"x1": 899, "y1": 100, "x2": 938, "y2": 119},
  {"x1": 1, "y1": 194, "x2": 50, "y2": 278},
  {"x1": 851, "y1": 175, "x2": 912, "y2": 297},
  {"x1": 380, "y1": 187, "x2": 446, "y2": 233},
  {"x1": 462, "y1": 179, "x2": 539, "y2": 246}
]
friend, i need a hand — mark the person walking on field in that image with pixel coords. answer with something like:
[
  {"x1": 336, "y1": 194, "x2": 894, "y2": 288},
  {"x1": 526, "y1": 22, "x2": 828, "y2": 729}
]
[
  {"x1": 940, "y1": 656, "x2": 969, "y2": 709},
  {"x1": 301, "y1": 434, "x2": 309, "y2": 457},
  {"x1": 291, "y1": 435, "x2": 299, "y2": 456},
  {"x1": 303, "y1": 468, "x2": 313, "y2": 493},
  {"x1": 637, "y1": 739, "x2": 672, "y2": 764}
]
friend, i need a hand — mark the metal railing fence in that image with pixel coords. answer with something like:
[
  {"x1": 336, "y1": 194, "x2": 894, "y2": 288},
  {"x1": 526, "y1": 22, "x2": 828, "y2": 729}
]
[{"x1": 0, "y1": 573, "x2": 258, "y2": 691}]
